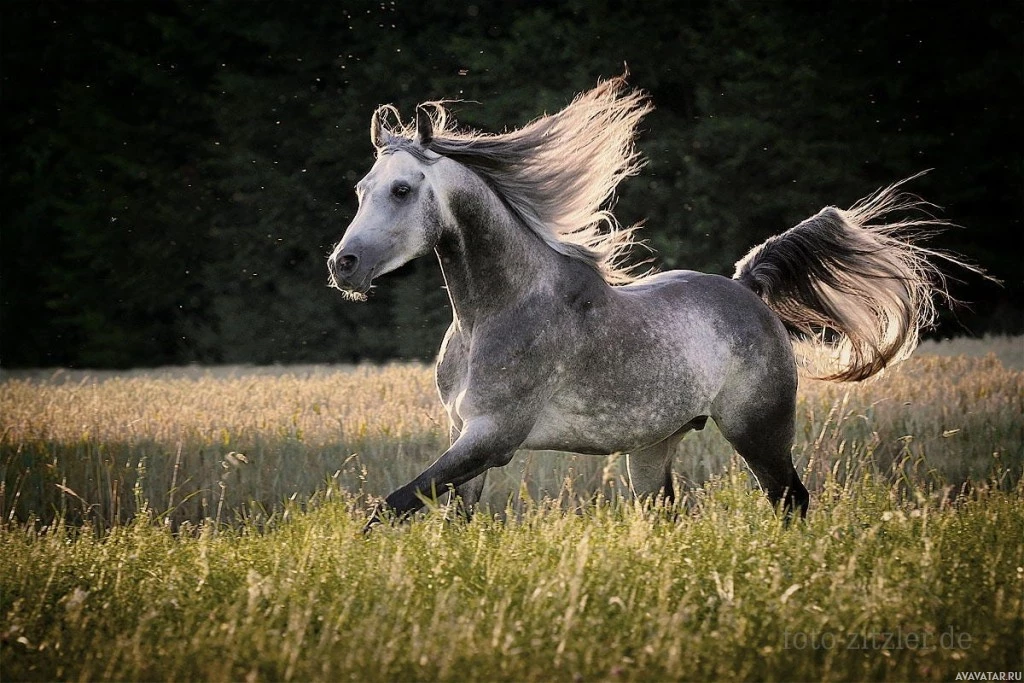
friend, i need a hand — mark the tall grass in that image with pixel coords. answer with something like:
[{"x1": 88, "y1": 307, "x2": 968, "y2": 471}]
[
  {"x1": 1, "y1": 364, "x2": 444, "y2": 528},
  {"x1": 917, "y1": 334, "x2": 1023, "y2": 370},
  {"x1": 2, "y1": 343, "x2": 1021, "y2": 529},
  {"x1": 1, "y1": 478, "x2": 1021, "y2": 681},
  {"x1": 0, "y1": 338, "x2": 1022, "y2": 681}
]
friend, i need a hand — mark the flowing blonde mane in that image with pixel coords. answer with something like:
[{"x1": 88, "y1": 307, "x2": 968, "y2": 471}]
[{"x1": 373, "y1": 76, "x2": 653, "y2": 284}]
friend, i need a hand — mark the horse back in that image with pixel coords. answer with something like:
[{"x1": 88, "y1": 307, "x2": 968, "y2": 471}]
[{"x1": 609, "y1": 269, "x2": 798, "y2": 408}]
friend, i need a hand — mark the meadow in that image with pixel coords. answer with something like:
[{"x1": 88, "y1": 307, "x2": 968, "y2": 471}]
[{"x1": 1, "y1": 336, "x2": 1022, "y2": 681}]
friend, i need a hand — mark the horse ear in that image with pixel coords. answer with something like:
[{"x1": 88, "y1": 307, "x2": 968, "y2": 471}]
[
  {"x1": 370, "y1": 109, "x2": 385, "y2": 149},
  {"x1": 415, "y1": 105, "x2": 433, "y2": 146}
]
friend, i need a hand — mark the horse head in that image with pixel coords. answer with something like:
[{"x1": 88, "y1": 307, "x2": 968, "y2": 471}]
[{"x1": 328, "y1": 106, "x2": 443, "y2": 299}]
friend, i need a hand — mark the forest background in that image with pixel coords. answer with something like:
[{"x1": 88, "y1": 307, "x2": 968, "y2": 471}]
[{"x1": 2, "y1": 0, "x2": 1020, "y2": 368}]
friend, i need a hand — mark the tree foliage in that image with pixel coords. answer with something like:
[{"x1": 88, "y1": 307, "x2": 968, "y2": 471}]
[{"x1": 2, "y1": 1, "x2": 1019, "y2": 367}]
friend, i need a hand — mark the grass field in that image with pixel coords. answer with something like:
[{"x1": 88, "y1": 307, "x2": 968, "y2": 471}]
[{"x1": 1, "y1": 336, "x2": 1022, "y2": 681}]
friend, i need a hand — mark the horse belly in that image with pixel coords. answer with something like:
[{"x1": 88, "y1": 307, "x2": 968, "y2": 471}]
[
  {"x1": 521, "y1": 301, "x2": 733, "y2": 453},
  {"x1": 522, "y1": 377, "x2": 711, "y2": 454},
  {"x1": 522, "y1": 412, "x2": 676, "y2": 455}
]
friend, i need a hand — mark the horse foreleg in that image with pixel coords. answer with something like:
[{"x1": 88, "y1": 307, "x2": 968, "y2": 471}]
[
  {"x1": 452, "y1": 474, "x2": 488, "y2": 519},
  {"x1": 445, "y1": 422, "x2": 488, "y2": 519},
  {"x1": 364, "y1": 416, "x2": 520, "y2": 532}
]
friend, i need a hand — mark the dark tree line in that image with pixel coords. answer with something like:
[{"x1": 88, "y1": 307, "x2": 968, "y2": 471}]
[{"x1": 2, "y1": 1, "x2": 1020, "y2": 368}]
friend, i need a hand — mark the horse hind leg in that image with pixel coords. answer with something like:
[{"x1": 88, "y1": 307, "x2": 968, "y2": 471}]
[
  {"x1": 745, "y1": 452, "x2": 809, "y2": 522},
  {"x1": 626, "y1": 440, "x2": 675, "y2": 505},
  {"x1": 715, "y1": 400, "x2": 809, "y2": 521},
  {"x1": 627, "y1": 418, "x2": 706, "y2": 505},
  {"x1": 626, "y1": 440, "x2": 675, "y2": 504}
]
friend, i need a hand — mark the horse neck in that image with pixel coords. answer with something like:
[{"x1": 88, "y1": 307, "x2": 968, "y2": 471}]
[{"x1": 434, "y1": 172, "x2": 564, "y2": 328}]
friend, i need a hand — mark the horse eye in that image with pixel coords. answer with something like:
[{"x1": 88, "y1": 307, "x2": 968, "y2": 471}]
[{"x1": 391, "y1": 183, "x2": 411, "y2": 198}]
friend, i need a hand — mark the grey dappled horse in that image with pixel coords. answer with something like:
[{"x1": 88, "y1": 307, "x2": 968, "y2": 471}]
[{"x1": 328, "y1": 77, "x2": 962, "y2": 529}]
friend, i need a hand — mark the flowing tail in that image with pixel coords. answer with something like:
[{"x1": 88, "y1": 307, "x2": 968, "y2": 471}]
[{"x1": 733, "y1": 174, "x2": 982, "y2": 382}]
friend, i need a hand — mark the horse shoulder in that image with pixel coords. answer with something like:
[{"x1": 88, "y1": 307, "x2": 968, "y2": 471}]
[{"x1": 444, "y1": 299, "x2": 559, "y2": 421}]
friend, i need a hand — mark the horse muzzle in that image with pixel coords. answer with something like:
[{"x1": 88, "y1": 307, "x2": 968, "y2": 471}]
[{"x1": 328, "y1": 241, "x2": 382, "y2": 298}]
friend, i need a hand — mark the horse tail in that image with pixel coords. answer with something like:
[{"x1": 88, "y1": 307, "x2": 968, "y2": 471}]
[{"x1": 733, "y1": 174, "x2": 980, "y2": 382}]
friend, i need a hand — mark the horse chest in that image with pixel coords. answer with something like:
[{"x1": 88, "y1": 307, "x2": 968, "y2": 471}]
[{"x1": 435, "y1": 324, "x2": 470, "y2": 418}]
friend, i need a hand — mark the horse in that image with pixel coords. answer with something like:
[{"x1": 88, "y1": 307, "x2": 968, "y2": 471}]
[{"x1": 327, "y1": 76, "x2": 969, "y2": 530}]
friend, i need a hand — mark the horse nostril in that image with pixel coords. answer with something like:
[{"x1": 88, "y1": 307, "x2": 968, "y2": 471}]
[{"x1": 336, "y1": 254, "x2": 359, "y2": 276}]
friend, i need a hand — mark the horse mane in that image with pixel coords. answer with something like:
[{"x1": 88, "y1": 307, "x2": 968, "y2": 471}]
[{"x1": 373, "y1": 76, "x2": 653, "y2": 284}]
